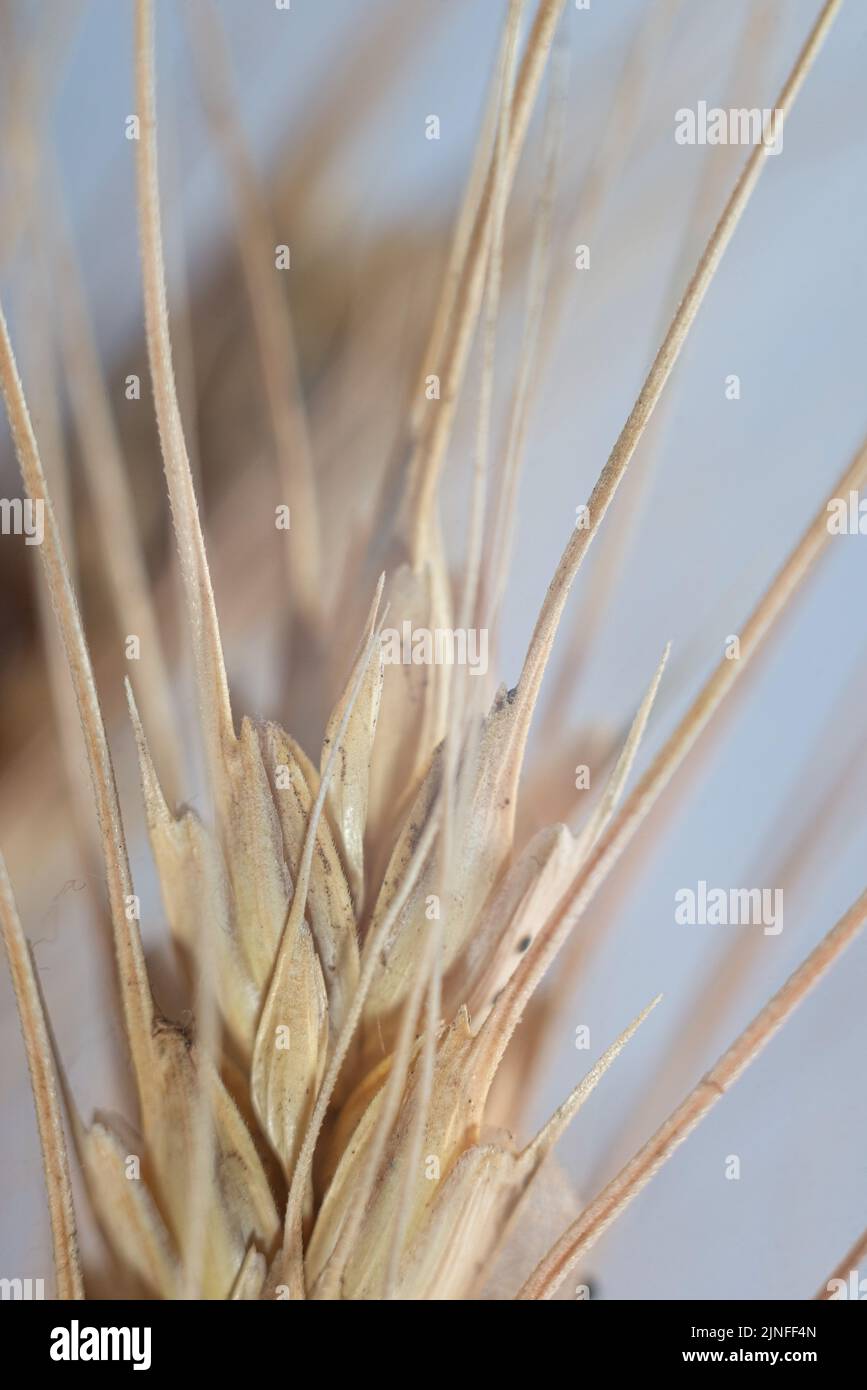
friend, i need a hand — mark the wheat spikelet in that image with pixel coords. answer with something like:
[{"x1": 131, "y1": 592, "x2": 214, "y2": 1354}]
[{"x1": 0, "y1": 0, "x2": 864, "y2": 1303}]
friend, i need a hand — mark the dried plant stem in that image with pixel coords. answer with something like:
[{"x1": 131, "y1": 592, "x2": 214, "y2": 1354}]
[
  {"x1": 402, "y1": 6, "x2": 503, "y2": 452},
  {"x1": 492, "y1": 649, "x2": 672, "y2": 1117},
  {"x1": 159, "y1": 83, "x2": 203, "y2": 500},
  {"x1": 487, "y1": 429, "x2": 867, "y2": 1062},
  {"x1": 24, "y1": 241, "x2": 102, "y2": 872},
  {"x1": 458, "y1": 0, "x2": 520, "y2": 642},
  {"x1": 134, "y1": 0, "x2": 234, "y2": 766},
  {"x1": 53, "y1": 183, "x2": 186, "y2": 805},
  {"x1": 597, "y1": 681, "x2": 867, "y2": 1188},
  {"x1": 569, "y1": 643, "x2": 670, "y2": 869},
  {"x1": 516, "y1": 0, "x2": 842, "y2": 730},
  {"x1": 511, "y1": 705, "x2": 726, "y2": 1131},
  {"x1": 482, "y1": 42, "x2": 565, "y2": 637},
  {"x1": 0, "y1": 854, "x2": 83, "y2": 1299},
  {"x1": 544, "y1": 0, "x2": 780, "y2": 731},
  {"x1": 577, "y1": 0, "x2": 683, "y2": 239},
  {"x1": 187, "y1": 0, "x2": 322, "y2": 627},
  {"x1": 371, "y1": 4, "x2": 508, "y2": 551},
  {"x1": 532, "y1": 0, "x2": 684, "y2": 397},
  {"x1": 816, "y1": 1226, "x2": 867, "y2": 1299},
  {"x1": 272, "y1": 2, "x2": 441, "y2": 226},
  {"x1": 518, "y1": 886, "x2": 867, "y2": 1299},
  {"x1": 0, "y1": 2, "x2": 82, "y2": 269},
  {"x1": 0, "y1": 304, "x2": 155, "y2": 1085},
  {"x1": 467, "y1": 993, "x2": 662, "y2": 1300},
  {"x1": 33, "y1": 576, "x2": 100, "y2": 868},
  {"x1": 525, "y1": 994, "x2": 663, "y2": 1165},
  {"x1": 401, "y1": 0, "x2": 565, "y2": 566}
]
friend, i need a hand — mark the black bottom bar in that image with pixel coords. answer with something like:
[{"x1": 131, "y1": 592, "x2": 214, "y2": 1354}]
[{"x1": 2, "y1": 1298, "x2": 862, "y2": 1375}]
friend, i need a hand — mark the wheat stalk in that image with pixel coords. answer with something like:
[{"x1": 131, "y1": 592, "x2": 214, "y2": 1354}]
[
  {"x1": 816, "y1": 1227, "x2": 867, "y2": 1300},
  {"x1": 0, "y1": 855, "x2": 83, "y2": 1299},
  {"x1": 518, "y1": 887, "x2": 867, "y2": 1299}
]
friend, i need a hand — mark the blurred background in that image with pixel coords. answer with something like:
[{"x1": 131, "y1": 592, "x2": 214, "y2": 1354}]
[{"x1": 1, "y1": 0, "x2": 866, "y2": 1299}]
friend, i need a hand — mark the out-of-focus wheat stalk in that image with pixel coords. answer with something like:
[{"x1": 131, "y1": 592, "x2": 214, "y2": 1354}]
[
  {"x1": 816, "y1": 1227, "x2": 867, "y2": 1300},
  {"x1": 0, "y1": 855, "x2": 83, "y2": 1299},
  {"x1": 518, "y1": 887, "x2": 867, "y2": 1299}
]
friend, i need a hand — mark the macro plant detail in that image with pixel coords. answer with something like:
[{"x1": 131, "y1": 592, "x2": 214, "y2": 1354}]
[{"x1": 0, "y1": 0, "x2": 865, "y2": 1306}]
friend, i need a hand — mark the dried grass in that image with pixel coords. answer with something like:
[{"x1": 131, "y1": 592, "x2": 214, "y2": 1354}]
[{"x1": 0, "y1": 0, "x2": 861, "y2": 1302}]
